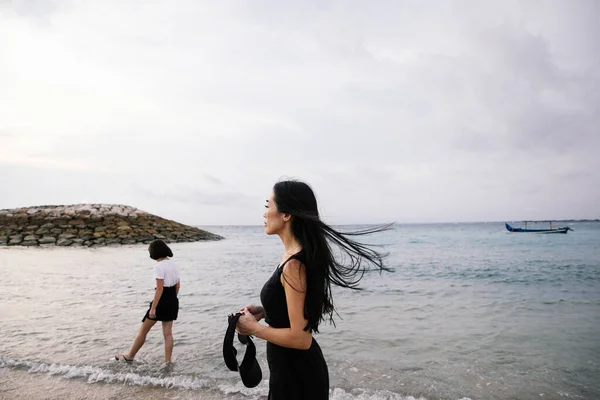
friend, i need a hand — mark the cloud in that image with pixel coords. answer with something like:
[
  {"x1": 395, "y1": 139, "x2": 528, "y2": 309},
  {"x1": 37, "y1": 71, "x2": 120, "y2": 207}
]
[
  {"x1": 134, "y1": 185, "x2": 255, "y2": 207},
  {"x1": 0, "y1": 1, "x2": 598, "y2": 224}
]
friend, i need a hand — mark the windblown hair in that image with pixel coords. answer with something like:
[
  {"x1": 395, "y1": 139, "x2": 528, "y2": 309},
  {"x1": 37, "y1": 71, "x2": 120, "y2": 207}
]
[
  {"x1": 148, "y1": 239, "x2": 173, "y2": 260},
  {"x1": 273, "y1": 179, "x2": 391, "y2": 333}
]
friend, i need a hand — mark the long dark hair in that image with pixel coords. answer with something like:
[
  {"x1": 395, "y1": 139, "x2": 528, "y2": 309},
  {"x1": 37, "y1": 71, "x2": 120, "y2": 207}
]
[{"x1": 273, "y1": 179, "x2": 391, "y2": 333}]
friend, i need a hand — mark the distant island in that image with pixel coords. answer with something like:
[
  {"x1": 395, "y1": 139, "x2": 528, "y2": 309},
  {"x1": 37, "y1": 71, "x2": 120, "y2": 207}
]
[
  {"x1": 0, "y1": 204, "x2": 223, "y2": 247},
  {"x1": 502, "y1": 219, "x2": 599, "y2": 223}
]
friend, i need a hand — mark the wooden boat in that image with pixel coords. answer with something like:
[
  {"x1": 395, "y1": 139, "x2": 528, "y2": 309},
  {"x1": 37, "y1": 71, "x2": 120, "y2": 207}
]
[{"x1": 505, "y1": 221, "x2": 573, "y2": 234}]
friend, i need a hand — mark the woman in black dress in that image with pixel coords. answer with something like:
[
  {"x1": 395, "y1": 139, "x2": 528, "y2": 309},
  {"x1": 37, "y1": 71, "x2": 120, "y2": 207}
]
[
  {"x1": 236, "y1": 180, "x2": 389, "y2": 399},
  {"x1": 115, "y1": 240, "x2": 180, "y2": 363}
]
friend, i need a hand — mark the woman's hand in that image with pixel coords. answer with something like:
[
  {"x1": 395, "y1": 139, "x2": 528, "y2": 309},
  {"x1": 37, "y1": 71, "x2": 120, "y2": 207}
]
[
  {"x1": 149, "y1": 308, "x2": 157, "y2": 319},
  {"x1": 236, "y1": 308, "x2": 261, "y2": 336},
  {"x1": 238, "y1": 304, "x2": 265, "y2": 321}
]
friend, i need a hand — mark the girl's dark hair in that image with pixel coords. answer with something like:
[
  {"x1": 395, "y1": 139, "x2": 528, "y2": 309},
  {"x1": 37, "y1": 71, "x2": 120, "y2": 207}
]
[
  {"x1": 273, "y1": 179, "x2": 391, "y2": 333},
  {"x1": 148, "y1": 240, "x2": 173, "y2": 260}
]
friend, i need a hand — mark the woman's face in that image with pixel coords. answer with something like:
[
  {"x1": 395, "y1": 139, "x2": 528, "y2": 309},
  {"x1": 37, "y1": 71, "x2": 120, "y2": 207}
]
[{"x1": 264, "y1": 191, "x2": 286, "y2": 235}]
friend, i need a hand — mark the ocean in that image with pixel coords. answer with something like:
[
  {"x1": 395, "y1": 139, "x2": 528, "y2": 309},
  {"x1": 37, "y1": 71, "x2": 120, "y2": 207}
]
[{"x1": 1, "y1": 222, "x2": 599, "y2": 400}]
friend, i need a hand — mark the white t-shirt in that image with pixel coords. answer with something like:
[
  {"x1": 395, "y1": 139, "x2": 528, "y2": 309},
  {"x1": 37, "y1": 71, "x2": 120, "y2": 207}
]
[{"x1": 154, "y1": 259, "x2": 180, "y2": 287}]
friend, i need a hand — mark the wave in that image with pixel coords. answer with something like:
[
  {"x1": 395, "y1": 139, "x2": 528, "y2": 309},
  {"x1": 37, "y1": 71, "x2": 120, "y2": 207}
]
[
  {"x1": 0, "y1": 356, "x2": 473, "y2": 400},
  {"x1": 0, "y1": 356, "x2": 210, "y2": 390}
]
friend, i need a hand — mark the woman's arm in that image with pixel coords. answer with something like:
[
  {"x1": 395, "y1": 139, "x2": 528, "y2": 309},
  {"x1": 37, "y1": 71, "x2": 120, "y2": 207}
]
[
  {"x1": 175, "y1": 280, "x2": 180, "y2": 296},
  {"x1": 150, "y1": 278, "x2": 164, "y2": 318},
  {"x1": 238, "y1": 260, "x2": 313, "y2": 350}
]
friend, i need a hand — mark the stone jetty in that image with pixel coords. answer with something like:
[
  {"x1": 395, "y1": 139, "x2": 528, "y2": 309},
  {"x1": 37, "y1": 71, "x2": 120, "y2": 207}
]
[{"x1": 0, "y1": 204, "x2": 223, "y2": 247}]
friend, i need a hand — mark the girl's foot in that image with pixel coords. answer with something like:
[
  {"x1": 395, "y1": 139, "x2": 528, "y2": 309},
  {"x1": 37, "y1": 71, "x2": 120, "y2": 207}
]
[
  {"x1": 114, "y1": 353, "x2": 133, "y2": 362},
  {"x1": 160, "y1": 361, "x2": 174, "y2": 372}
]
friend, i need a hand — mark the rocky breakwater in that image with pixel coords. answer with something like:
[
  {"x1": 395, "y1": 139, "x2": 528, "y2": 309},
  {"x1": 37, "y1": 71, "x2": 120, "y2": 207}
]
[{"x1": 0, "y1": 204, "x2": 223, "y2": 247}]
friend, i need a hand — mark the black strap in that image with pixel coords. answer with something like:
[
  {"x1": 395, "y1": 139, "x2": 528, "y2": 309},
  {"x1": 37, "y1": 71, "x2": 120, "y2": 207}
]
[{"x1": 277, "y1": 252, "x2": 303, "y2": 275}]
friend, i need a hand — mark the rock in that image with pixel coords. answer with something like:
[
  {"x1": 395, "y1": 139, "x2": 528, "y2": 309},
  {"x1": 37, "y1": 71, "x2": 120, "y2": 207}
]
[
  {"x1": 136, "y1": 234, "x2": 155, "y2": 242},
  {"x1": 38, "y1": 236, "x2": 56, "y2": 244},
  {"x1": 9, "y1": 235, "x2": 22, "y2": 243},
  {"x1": 56, "y1": 239, "x2": 73, "y2": 246}
]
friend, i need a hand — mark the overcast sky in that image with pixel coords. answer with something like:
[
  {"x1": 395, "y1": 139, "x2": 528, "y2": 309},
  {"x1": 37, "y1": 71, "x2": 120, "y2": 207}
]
[{"x1": 1, "y1": 1, "x2": 598, "y2": 225}]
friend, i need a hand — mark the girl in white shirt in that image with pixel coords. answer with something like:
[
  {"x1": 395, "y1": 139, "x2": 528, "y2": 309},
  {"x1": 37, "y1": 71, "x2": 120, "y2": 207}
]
[{"x1": 115, "y1": 240, "x2": 180, "y2": 363}]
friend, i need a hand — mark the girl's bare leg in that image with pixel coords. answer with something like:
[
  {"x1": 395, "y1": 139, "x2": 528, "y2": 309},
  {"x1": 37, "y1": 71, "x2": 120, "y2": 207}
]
[
  {"x1": 162, "y1": 321, "x2": 174, "y2": 362},
  {"x1": 121, "y1": 318, "x2": 157, "y2": 360}
]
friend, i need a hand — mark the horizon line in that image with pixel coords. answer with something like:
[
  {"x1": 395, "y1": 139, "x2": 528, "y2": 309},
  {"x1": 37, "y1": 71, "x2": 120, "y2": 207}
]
[{"x1": 194, "y1": 219, "x2": 599, "y2": 227}]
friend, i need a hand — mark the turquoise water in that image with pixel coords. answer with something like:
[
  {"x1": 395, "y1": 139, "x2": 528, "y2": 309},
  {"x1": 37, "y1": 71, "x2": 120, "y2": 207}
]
[{"x1": 1, "y1": 222, "x2": 599, "y2": 399}]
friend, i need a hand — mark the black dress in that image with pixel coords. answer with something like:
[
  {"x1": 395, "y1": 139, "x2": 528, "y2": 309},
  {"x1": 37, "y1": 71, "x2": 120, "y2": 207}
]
[
  {"x1": 142, "y1": 285, "x2": 179, "y2": 322},
  {"x1": 260, "y1": 252, "x2": 329, "y2": 400}
]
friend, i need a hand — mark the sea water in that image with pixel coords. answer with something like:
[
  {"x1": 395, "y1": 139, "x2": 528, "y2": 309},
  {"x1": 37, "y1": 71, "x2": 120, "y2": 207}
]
[{"x1": 1, "y1": 222, "x2": 599, "y2": 399}]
